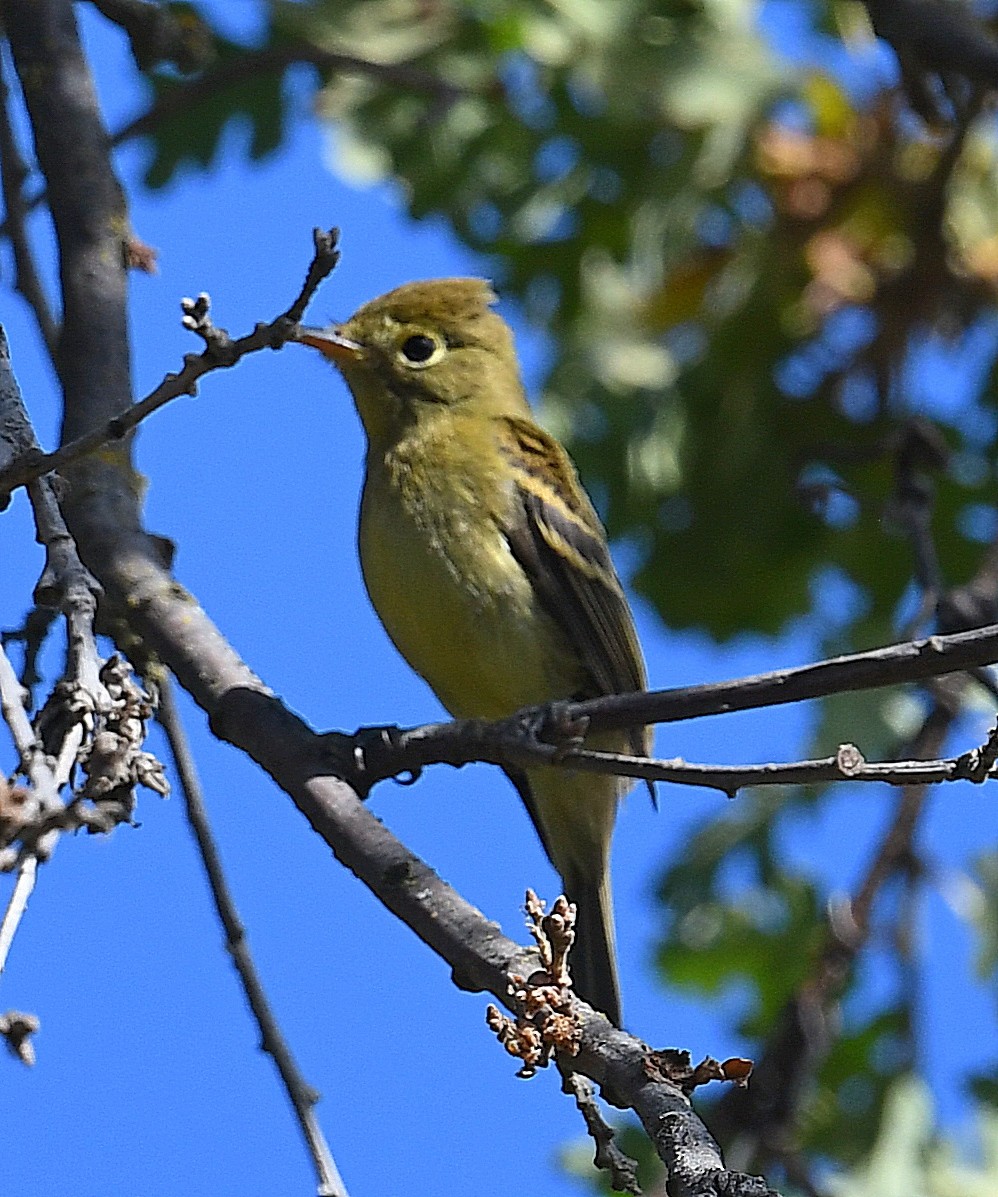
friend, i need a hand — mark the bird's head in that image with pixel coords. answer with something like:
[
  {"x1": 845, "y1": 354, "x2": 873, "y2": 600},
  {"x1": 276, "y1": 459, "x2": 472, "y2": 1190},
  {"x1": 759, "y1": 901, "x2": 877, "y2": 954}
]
[{"x1": 295, "y1": 278, "x2": 530, "y2": 446}]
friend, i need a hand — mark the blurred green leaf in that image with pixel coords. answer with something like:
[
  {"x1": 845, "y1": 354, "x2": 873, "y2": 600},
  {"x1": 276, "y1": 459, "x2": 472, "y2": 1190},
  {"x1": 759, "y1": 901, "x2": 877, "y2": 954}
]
[
  {"x1": 141, "y1": 31, "x2": 289, "y2": 188},
  {"x1": 803, "y1": 1006, "x2": 912, "y2": 1163},
  {"x1": 655, "y1": 794, "x2": 827, "y2": 1032},
  {"x1": 821, "y1": 1075, "x2": 998, "y2": 1197}
]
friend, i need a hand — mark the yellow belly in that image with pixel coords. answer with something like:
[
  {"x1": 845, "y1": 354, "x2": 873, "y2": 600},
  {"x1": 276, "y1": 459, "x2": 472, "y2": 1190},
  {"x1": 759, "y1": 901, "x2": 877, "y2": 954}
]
[
  {"x1": 358, "y1": 456, "x2": 576, "y2": 721},
  {"x1": 357, "y1": 432, "x2": 625, "y2": 883}
]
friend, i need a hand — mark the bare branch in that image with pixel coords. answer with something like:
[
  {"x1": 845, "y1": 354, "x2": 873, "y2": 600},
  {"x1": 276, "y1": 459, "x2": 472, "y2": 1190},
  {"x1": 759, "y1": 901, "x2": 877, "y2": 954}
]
[
  {"x1": 0, "y1": 55, "x2": 59, "y2": 359},
  {"x1": 0, "y1": 640, "x2": 64, "y2": 848},
  {"x1": 549, "y1": 737, "x2": 998, "y2": 793},
  {"x1": 0, "y1": 855, "x2": 37, "y2": 980},
  {"x1": 157, "y1": 678, "x2": 347, "y2": 1197},
  {"x1": 324, "y1": 624, "x2": 998, "y2": 796},
  {"x1": 337, "y1": 725, "x2": 998, "y2": 798},
  {"x1": 570, "y1": 622, "x2": 998, "y2": 735},
  {"x1": 0, "y1": 227, "x2": 340, "y2": 502},
  {"x1": 0, "y1": 326, "x2": 164, "y2": 867},
  {"x1": 563, "y1": 1070, "x2": 641, "y2": 1195},
  {"x1": 0, "y1": 642, "x2": 39, "y2": 767}
]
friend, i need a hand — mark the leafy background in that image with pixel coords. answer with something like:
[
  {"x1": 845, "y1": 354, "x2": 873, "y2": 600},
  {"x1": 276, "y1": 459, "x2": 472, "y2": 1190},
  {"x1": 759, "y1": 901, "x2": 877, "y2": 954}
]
[{"x1": 2, "y1": 1, "x2": 998, "y2": 1194}]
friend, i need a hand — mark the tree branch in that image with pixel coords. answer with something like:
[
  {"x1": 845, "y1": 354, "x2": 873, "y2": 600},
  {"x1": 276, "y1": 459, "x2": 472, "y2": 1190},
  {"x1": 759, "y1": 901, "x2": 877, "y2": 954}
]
[
  {"x1": 323, "y1": 624, "x2": 998, "y2": 797},
  {"x1": 0, "y1": 838, "x2": 37, "y2": 980},
  {"x1": 0, "y1": 28, "x2": 476, "y2": 242},
  {"x1": 0, "y1": 227, "x2": 340, "y2": 502},
  {"x1": 0, "y1": 53, "x2": 59, "y2": 360},
  {"x1": 563, "y1": 1070, "x2": 641, "y2": 1194},
  {"x1": 570, "y1": 622, "x2": 998, "y2": 733},
  {"x1": 863, "y1": 0, "x2": 998, "y2": 121},
  {"x1": 0, "y1": 322, "x2": 158, "y2": 864},
  {"x1": 157, "y1": 678, "x2": 348, "y2": 1197}
]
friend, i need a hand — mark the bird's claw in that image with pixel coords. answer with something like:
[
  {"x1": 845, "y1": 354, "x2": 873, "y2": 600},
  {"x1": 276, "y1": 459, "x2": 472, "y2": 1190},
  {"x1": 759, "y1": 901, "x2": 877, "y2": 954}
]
[{"x1": 516, "y1": 701, "x2": 590, "y2": 762}]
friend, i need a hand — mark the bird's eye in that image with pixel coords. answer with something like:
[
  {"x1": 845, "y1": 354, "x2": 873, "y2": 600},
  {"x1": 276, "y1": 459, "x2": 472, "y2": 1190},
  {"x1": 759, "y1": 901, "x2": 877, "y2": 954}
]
[{"x1": 400, "y1": 334, "x2": 439, "y2": 365}]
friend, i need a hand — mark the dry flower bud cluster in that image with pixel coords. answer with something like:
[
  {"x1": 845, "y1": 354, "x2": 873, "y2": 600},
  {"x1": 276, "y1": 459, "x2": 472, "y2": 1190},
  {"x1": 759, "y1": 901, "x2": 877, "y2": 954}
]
[
  {"x1": 524, "y1": 888, "x2": 575, "y2": 984},
  {"x1": 486, "y1": 890, "x2": 584, "y2": 1078},
  {"x1": 78, "y1": 656, "x2": 169, "y2": 817},
  {"x1": 1, "y1": 654, "x2": 168, "y2": 864}
]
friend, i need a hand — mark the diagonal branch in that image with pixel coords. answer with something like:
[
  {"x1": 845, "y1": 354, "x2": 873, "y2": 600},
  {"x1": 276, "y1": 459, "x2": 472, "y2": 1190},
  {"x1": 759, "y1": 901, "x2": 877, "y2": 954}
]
[
  {"x1": 0, "y1": 34, "x2": 473, "y2": 239},
  {"x1": 157, "y1": 678, "x2": 348, "y2": 1197},
  {"x1": 0, "y1": 226, "x2": 340, "y2": 502},
  {"x1": 111, "y1": 39, "x2": 470, "y2": 149},
  {"x1": 88, "y1": 0, "x2": 213, "y2": 73}
]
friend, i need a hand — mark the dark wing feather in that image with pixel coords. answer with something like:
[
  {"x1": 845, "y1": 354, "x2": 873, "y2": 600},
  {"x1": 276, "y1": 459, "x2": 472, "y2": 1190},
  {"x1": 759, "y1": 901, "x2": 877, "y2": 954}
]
[{"x1": 497, "y1": 416, "x2": 649, "y2": 759}]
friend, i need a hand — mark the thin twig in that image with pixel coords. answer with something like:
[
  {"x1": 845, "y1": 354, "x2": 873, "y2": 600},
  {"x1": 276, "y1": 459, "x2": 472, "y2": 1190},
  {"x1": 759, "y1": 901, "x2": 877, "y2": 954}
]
[
  {"x1": 0, "y1": 642, "x2": 43, "y2": 985},
  {"x1": 157, "y1": 677, "x2": 348, "y2": 1197},
  {"x1": 346, "y1": 727, "x2": 998, "y2": 797},
  {"x1": 0, "y1": 641, "x2": 61, "y2": 824},
  {"x1": 570, "y1": 622, "x2": 998, "y2": 735},
  {"x1": 0, "y1": 855, "x2": 37, "y2": 979},
  {"x1": 563, "y1": 1069, "x2": 641, "y2": 1194},
  {"x1": 0, "y1": 641, "x2": 36, "y2": 764},
  {"x1": 0, "y1": 51, "x2": 59, "y2": 358},
  {"x1": 0, "y1": 228, "x2": 339, "y2": 500},
  {"x1": 526, "y1": 740, "x2": 998, "y2": 793}
]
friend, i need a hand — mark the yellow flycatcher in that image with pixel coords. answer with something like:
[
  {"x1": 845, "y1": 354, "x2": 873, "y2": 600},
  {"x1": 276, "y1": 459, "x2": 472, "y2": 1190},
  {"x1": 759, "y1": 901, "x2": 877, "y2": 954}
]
[{"x1": 297, "y1": 279, "x2": 649, "y2": 1025}]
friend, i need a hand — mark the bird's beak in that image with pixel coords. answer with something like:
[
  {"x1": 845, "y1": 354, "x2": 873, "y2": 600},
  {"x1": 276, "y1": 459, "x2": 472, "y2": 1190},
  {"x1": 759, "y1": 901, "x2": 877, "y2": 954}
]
[{"x1": 293, "y1": 325, "x2": 365, "y2": 363}]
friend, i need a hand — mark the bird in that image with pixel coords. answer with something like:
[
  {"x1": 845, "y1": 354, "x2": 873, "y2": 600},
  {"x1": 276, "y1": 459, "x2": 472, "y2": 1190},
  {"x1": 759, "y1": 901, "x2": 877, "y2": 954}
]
[{"x1": 295, "y1": 278, "x2": 649, "y2": 1025}]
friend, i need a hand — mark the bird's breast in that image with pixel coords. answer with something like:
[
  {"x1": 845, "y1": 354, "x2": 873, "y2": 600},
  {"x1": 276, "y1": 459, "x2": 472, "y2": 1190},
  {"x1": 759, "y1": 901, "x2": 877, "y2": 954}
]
[{"x1": 358, "y1": 438, "x2": 573, "y2": 720}]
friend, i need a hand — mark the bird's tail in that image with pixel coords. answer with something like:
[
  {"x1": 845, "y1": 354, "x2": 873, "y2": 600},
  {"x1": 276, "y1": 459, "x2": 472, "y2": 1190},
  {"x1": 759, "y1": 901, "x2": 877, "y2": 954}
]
[{"x1": 565, "y1": 866, "x2": 621, "y2": 1027}]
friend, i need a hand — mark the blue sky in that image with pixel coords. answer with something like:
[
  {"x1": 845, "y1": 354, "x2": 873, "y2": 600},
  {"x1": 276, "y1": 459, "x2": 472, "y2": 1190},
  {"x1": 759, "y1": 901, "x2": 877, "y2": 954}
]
[{"x1": 0, "y1": 6, "x2": 994, "y2": 1196}]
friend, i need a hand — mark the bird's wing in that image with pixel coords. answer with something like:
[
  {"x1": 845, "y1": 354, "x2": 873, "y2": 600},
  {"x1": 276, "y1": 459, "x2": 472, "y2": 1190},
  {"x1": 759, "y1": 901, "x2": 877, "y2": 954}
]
[{"x1": 496, "y1": 415, "x2": 649, "y2": 757}]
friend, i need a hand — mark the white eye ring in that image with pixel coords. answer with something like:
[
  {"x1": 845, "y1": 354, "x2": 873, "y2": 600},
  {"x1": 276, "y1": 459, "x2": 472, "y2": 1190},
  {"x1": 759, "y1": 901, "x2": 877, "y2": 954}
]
[{"x1": 398, "y1": 333, "x2": 445, "y2": 369}]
